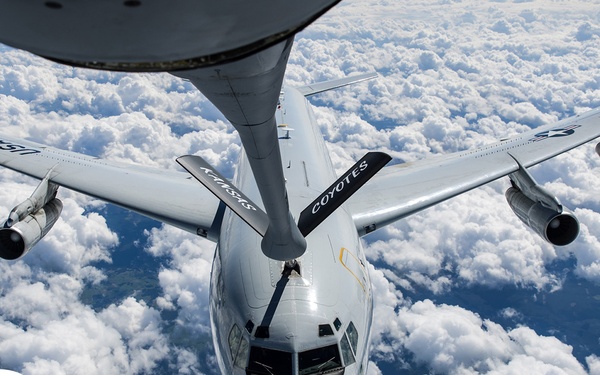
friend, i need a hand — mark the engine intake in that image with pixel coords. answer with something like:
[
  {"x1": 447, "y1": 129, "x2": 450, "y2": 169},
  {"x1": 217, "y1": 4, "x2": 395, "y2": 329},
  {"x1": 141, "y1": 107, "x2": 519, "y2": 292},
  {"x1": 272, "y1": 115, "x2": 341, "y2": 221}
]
[
  {"x1": 505, "y1": 187, "x2": 579, "y2": 246},
  {"x1": 0, "y1": 198, "x2": 63, "y2": 260}
]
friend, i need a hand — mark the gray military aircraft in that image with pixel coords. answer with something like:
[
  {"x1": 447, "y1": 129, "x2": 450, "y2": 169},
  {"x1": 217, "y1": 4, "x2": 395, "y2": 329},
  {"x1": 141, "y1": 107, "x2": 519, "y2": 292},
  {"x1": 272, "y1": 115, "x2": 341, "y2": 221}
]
[{"x1": 1, "y1": 1, "x2": 600, "y2": 374}]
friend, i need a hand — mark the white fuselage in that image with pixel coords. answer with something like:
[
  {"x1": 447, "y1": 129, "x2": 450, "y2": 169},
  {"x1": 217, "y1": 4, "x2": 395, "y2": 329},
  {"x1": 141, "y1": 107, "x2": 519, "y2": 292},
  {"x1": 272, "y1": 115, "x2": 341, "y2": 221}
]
[{"x1": 210, "y1": 87, "x2": 373, "y2": 374}]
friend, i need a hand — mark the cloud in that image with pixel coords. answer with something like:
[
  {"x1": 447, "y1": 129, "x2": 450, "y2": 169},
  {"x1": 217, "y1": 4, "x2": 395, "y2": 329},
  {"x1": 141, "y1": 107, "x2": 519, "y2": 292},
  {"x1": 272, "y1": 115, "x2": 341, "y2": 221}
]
[
  {"x1": 144, "y1": 225, "x2": 214, "y2": 334},
  {"x1": 0, "y1": 275, "x2": 169, "y2": 374},
  {"x1": 364, "y1": 183, "x2": 564, "y2": 293},
  {"x1": 587, "y1": 355, "x2": 600, "y2": 375},
  {"x1": 294, "y1": 0, "x2": 600, "y2": 373},
  {"x1": 371, "y1": 299, "x2": 588, "y2": 375},
  {"x1": 0, "y1": 49, "x2": 225, "y2": 374},
  {"x1": 0, "y1": 171, "x2": 172, "y2": 374},
  {"x1": 0, "y1": 0, "x2": 600, "y2": 374},
  {"x1": 367, "y1": 271, "x2": 590, "y2": 374}
]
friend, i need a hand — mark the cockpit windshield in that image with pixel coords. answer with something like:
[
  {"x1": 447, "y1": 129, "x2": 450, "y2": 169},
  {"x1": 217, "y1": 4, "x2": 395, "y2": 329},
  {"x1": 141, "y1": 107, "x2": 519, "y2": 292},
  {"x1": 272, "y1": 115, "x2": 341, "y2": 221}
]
[
  {"x1": 247, "y1": 346, "x2": 293, "y2": 375},
  {"x1": 298, "y1": 344, "x2": 343, "y2": 375}
]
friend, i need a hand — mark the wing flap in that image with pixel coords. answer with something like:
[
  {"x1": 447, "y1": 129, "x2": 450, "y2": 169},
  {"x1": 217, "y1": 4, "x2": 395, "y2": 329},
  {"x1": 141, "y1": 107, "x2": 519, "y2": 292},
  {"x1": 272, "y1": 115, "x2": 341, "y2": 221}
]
[
  {"x1": 0, "y1": 136, "x2": 222, "y2": 241},
  {"x1": 348, "y1": 108, "x2": 600, "y2": 236}
]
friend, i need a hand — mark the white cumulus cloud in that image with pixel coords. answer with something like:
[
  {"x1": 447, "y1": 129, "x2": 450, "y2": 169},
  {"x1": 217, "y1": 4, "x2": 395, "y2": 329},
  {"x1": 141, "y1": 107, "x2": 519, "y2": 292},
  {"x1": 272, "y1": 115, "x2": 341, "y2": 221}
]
[{"x1": 0, "y1": 0, "x2": 600, "y2": 374}]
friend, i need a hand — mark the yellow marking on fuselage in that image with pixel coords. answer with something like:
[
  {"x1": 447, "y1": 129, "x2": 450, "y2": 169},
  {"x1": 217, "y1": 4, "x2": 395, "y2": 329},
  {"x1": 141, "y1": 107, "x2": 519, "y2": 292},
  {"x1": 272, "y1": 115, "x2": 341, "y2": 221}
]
[{"x1": 339, "y1": 247, "x2": 366, "y2": 292}]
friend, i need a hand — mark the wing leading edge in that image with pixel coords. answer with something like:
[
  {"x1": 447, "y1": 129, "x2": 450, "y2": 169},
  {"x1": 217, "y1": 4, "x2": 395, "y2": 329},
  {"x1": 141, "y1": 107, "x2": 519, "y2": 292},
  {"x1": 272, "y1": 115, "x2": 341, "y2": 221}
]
[
  {"x1": 0, "y1": 135, "x2": 222, "y2": 241},
  {"x1": 347, "y1": 108, "x2": 600, "y2": 236}
]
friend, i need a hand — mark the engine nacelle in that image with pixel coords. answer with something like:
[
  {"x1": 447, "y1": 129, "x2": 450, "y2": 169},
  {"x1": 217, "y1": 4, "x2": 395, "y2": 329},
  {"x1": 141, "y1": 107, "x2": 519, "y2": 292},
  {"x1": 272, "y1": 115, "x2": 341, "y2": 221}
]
[
  {"x1": 0, "y1": 198, "x2": 63, "y2": 260},
  {"x1": 505, "y1": 187, "x2": 579, "y2": 246},
  {"x1": 596, "y1": 142, "x2": 600, "y2": 157}
]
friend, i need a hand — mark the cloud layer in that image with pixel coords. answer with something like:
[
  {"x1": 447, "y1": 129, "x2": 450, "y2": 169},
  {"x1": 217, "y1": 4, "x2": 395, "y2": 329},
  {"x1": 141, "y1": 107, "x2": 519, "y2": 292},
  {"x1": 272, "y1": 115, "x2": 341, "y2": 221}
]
[{"x1": 1, "y1": 0, "x2": 600, "y2": 374}]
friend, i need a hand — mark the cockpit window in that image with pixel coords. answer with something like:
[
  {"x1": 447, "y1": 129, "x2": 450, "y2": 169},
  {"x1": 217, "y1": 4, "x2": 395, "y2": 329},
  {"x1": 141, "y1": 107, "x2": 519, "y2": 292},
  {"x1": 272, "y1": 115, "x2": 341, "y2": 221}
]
[
  {"x1": 228, "y1": 324, "x2": 249, "y2": 368},
  {"x1": 333, "y1": 317, "x2": 342, "y2": 331},
  {"x1": 340, "y1": 333, "x2": 355, "y2": 366},
  {"x1": 298, "y1": 344, "x2": 343, "y2": 375},
  {"x1": 340, "y1": 321, "x2": 359, "y2": 366},
  {"x1": 346, "y1": 321, "x2": 358, "y2": 353},
  {"x1": 318, "y1": 324, "x2": 334, "y2": 337},
  {"x1": 247, "y1": 346, "x2": 293, "y2": 375},
  {"x1": 229, "y1": 325, "x2": 241, "y2": 354}
]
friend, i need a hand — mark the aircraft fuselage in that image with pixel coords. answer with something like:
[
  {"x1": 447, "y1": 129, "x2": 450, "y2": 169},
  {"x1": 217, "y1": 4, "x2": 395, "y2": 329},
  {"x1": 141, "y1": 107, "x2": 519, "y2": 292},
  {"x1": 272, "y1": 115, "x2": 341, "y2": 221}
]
[{"x1": 210, "y1": 87, "x2": 373, "y2": 374}]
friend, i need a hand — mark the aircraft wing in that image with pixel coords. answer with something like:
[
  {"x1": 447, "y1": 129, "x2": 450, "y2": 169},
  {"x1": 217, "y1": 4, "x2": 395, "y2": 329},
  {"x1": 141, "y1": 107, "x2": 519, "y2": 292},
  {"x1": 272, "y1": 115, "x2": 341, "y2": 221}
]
[
  {"x1": 0, "y1": 135, "x2": 222, "y2": 240},
  {"x1": 296, "y1": 72, "x2": 378, "y2": 97},
  {"x1": 347, "y1": 108, "x2": 600, "y2": 236}
]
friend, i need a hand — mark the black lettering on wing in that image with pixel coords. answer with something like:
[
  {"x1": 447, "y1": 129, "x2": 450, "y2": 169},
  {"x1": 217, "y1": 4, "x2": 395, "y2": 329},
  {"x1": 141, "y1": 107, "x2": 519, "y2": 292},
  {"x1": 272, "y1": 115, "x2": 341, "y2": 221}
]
[{"x1": 0, "y1": 140, "x2": 41, "y2": 155}]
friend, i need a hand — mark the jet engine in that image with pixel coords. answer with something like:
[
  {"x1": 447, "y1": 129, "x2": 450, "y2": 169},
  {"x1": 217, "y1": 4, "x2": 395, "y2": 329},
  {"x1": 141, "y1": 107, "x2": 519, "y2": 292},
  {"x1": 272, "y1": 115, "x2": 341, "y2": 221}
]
[
  {"x1": 505, "y1": 187, "x2": 579, "y2": 246},
  {"x1": 0, "y1": 170, "x2": 62, "y2": 260},
  {"x1": 0, "y1": 198, "x2": 63, "y2": 260},
  {"x1": 596, "y1": 142, "x2": 600, "y2": 157},
  {"x1": 504, "y1": 157, "x2": 580, "y2": 246}
]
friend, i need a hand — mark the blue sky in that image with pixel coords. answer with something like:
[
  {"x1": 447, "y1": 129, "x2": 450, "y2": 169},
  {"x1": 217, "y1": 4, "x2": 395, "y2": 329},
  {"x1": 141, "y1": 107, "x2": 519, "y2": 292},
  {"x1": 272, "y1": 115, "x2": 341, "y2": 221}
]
[{"x1": 1, "y1": 0, "x2": 600, "y2": 374}]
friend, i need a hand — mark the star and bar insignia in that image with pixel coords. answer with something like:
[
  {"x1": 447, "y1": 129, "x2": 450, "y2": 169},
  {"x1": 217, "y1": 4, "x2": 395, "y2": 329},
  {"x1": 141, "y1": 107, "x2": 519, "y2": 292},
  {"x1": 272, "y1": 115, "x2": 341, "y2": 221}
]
[{"x1": 528, "y1": 124, "x2": 581, "y2": 142}]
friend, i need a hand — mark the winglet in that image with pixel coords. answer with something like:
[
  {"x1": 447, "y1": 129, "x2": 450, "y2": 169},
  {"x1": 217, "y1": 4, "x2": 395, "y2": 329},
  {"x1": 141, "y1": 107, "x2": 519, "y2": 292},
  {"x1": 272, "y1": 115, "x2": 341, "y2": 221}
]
[
  {"x1": 177, "y1": 155, "x2": 269, "y2": 237},
  {"x1": 296, "y1": 72, "x2": 378, "y2": 97}
]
